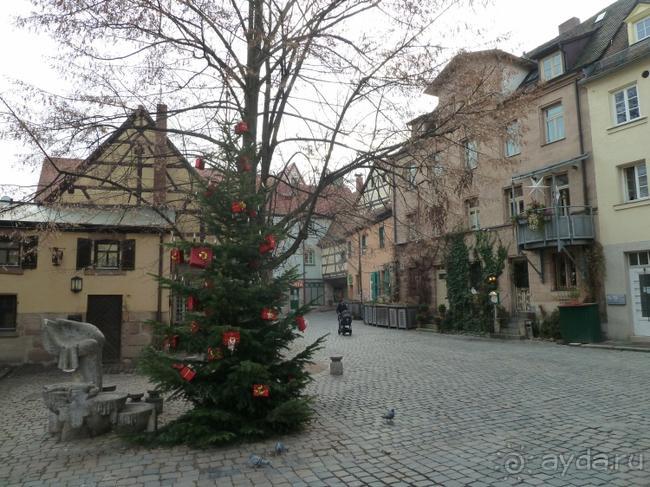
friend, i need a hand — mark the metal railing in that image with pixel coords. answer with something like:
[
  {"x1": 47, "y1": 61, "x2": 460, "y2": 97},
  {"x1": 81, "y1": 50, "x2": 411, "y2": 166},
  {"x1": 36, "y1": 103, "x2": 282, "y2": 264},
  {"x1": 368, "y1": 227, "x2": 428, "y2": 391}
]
[{"x1": 516, "y1": 205, "x2": 595, "y2": 249}]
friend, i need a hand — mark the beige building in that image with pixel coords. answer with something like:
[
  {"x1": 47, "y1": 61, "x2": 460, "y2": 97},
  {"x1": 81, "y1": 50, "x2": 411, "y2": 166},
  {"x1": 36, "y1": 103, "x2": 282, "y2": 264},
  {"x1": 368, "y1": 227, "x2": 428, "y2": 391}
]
[
  {"x1": 582, "y1": 1, "x2": 650, "y2": 339},
  {"x1": 0, "y1": 105, "x2": 201, "y2": 365}
]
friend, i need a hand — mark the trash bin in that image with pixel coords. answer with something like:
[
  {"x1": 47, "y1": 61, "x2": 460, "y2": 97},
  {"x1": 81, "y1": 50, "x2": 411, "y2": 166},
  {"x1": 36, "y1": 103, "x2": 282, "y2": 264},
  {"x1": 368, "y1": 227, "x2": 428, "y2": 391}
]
[{"x1": 558, "y1": 303, "x2": 602, "y2": 343}]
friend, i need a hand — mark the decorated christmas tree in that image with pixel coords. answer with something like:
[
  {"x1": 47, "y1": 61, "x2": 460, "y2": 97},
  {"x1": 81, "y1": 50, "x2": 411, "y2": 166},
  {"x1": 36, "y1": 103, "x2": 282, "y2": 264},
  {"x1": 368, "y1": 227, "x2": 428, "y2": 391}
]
[{"x1": 138, "y1": 123, "x2": 326, "y2": 447}]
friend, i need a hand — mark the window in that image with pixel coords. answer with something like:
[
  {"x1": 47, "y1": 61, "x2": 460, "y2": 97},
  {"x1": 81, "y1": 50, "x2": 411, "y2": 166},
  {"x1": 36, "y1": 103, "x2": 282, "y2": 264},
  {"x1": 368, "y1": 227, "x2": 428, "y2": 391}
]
[
  {"x1": 613, "y1": 85, "x2": 640, "y2": 125},
  {"x1": 347, "y1": 241, "x2": 353, "y2": 257},
  {"x1": 466, "y1": 198, "x2": 480, "y2": 230},
  {"x1": 635, "y1": 16, "x2": 650, "y2": 42},
  {"x1": 77, "y1": 238, "x2": 136, "y2": 271},
  {"x1": 629, "y1": 251, "x2": 650, "y2": 267},
  {"x1": 507, "y1": 186, "x2": 525, "y2": 217},
  {"x1": 172, "y1": 293, "x2": 186, "y2": 325},
  {"x1": 378, "y1": 226, "x2": 385, "y2": 249},
  {"x1": 541, "y1": 52, "x2": 564, "y2": 81},
  {"x1": 624, "y1": 162, "x2": 649, "y2": 202},
  {"x1": 0, "y1": 295, "x2": 17, "y2": 331},
  {"x1": 547, "y1": 173, "x2": 571, "y2": 215},
  {"x1": 303, "y1": 247, "x2": 315, "y2": 266},
  {"x1": 407, "y1": 165, "x2": 417, "y2": 187},
  {"x1": 505, "y1": 121, "x2": 521, "y2": 157},
  {"x1": 96, "y1": 241, "x2": 120, "y2": 269},
  {"x1": 595, "y1": 11, "x2": 606, "y2": 23},
  {"x1": 361, "y1": 235, "x2": 367, "y2": 254},
  {"x1": 553, "y1": 253, "x2": 577, "y2": 290},
  {"x1": 463, "y1": 139, "x2": 478, "y2": 169},
  {"x1": 0, "y1": 236, "x2": 38, "y2": 269},
  {"x1": 0, "y1": 239, "x2": 20, "y2": 267},
  {"x1": 544, "y1": 104, "x2": 565, "y2": 143}
]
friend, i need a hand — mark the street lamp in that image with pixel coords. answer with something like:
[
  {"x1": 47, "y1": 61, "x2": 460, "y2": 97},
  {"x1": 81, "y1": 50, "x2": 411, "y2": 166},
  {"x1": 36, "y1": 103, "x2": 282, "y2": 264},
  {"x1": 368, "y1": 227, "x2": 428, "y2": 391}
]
[{"x1": 70, "y1": 276, "x2": 83, "y2": 293}]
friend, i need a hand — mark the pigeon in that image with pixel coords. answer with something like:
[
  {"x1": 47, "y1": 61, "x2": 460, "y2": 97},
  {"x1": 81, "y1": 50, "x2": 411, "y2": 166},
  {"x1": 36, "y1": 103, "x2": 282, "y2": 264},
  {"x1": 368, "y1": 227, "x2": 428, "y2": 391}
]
[
  {"x1": 382, "y1": 408, "x2": 396, "y2": 422},
  {"x1": 274, "y1": 441, "x2": 288, "y2": 456},
  {"x1": 248, "y1": 454, "x2": 272, "y2": 468}
]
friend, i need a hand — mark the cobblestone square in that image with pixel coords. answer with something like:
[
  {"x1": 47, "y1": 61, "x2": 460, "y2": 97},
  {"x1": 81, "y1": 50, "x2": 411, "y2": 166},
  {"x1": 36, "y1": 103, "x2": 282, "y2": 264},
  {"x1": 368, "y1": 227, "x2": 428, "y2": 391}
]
[{"x1": 1, "y1": 311, "x2": 649, "y2": 486}]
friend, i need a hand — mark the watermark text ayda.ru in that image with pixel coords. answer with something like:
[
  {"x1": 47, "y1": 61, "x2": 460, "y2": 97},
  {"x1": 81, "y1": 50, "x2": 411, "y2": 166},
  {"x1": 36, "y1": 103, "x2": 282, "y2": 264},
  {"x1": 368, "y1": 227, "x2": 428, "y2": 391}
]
[{"x1": 501, "y1": 447, "x2": 644, "y2": 477}]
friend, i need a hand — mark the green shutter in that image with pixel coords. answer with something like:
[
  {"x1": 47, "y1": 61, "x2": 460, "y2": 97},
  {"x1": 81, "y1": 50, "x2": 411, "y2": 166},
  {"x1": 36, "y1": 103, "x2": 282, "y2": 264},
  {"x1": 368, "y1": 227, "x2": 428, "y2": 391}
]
[
  {"x1": 76, "y1": 238, "x2": 92, "y2": 269},
  {"x1": 21, "y1": 236, "x2": 38, "y2": 269},
  {"x1": 121, "y1": 239, "x2": 136, "y2": 270}
]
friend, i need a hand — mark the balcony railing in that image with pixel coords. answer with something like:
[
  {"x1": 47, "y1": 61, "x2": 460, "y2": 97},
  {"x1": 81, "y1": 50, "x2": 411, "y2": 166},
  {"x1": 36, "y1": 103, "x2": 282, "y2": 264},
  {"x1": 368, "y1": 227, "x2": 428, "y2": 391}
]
[{"x1": 516, "y1": 206, "x2": 595, "y2": 250}]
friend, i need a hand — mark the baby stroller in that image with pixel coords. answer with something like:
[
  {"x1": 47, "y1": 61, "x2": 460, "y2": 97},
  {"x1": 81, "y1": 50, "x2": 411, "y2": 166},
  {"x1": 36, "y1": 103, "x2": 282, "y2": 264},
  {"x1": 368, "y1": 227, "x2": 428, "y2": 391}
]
[{"x1": 337, "y1": 309, "x2": 352, "y2": 336}]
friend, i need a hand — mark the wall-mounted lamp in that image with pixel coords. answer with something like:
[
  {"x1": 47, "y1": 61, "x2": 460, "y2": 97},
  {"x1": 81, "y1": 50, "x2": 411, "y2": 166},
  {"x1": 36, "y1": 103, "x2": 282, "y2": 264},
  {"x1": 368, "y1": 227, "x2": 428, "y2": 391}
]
[{"x1": 70, "y1": 276, "x2": 83, "y2": 293}]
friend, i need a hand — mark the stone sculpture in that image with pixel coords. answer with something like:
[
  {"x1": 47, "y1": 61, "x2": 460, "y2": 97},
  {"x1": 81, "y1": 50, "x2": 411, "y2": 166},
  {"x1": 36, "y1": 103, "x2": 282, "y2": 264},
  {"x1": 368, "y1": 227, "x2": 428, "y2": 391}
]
[
  {"x1": 42, "y1": 318, "x2": 105, "y2": 389},
  {"x1": 41, "y1": 318, "x2": 159, "y2": 441}
]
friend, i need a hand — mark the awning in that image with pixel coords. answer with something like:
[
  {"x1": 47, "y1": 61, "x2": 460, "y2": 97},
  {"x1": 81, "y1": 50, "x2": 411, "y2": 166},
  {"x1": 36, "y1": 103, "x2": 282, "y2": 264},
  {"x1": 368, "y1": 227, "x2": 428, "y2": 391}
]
[{"x1": 512, "y1": 153, "x2": 589, "y2": 182}]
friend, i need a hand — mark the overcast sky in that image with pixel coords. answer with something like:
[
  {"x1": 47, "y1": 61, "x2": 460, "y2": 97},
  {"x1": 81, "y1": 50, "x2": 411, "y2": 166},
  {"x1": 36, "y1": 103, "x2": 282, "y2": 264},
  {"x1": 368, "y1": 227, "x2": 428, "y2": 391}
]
[{"x1": 0, "y1": 0, "x2": 615, "y2": 196}]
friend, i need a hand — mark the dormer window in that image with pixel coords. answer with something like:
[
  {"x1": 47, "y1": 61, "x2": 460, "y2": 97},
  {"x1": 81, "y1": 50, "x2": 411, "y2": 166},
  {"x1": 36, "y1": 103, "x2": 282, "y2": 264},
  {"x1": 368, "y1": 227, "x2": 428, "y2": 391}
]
[
  {"x1": 541, "y1": 52, "x2": 564, "y2": 81},
  {"x1": 634, "y1": 16, "x2": 650, "y2": 43},
  {"x1": 595, "y1": 11, "x2": 606, "y2": 23}
]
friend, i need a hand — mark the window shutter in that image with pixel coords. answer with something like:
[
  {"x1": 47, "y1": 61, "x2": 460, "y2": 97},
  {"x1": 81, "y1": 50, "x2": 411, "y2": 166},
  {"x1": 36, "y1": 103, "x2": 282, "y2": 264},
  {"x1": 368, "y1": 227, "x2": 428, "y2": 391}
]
[
  {"x1": 76, "y1": 238, "x2": 92, "y2": 269},
  {"x1": 21, "y1": 236, "x2": 38, "y2": 269},
  {"x1": 121, "y1": 239, "x2": 136, "y2": 270}
]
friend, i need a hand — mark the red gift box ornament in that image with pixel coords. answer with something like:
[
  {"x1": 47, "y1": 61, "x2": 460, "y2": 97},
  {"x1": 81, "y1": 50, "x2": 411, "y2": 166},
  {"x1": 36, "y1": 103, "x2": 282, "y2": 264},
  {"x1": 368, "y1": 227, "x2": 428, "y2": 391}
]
[
  {"x1": 189, "y1": 247, "x2": 213, "y2": 268},
  {"x1": 190, "y1": 321, "x2": 200, "y2": 334},
  {"x1": 231, "y1": 200, "x2": 247, "y2": 214},
  {"x1": 296, "y1": 315, "x2": 307, "y2": 332},
  {"x1": 207, "y1": 346, "x2": 223, "y2": 362},
  {"x1": 187, "y1": 295, "x2": 199, "y2": 311},
  {"x1": 252, "y1": 384, "x2": 270, "y2": 398},
  {"x1": 179, "y1": 365, "x2": 196, "y2": 382},
  {"x1": 194, "y1": 157, "x2": 205, "y2": 170},
  {"x1": 261, "y1": 308, "x2": 278, "y2": 321},
  {"x1": 234, "y1": 121, "x2": 249, "y2": 135},
  {"x1": 222, "y1": 331, "x2": 241, "y2": 352},
  {"x1": 259, "y1": 234, "x2": 276, "y2": 255},
  {"x1": 170, "y1": 248, "x2": 183, "y2": 265}
]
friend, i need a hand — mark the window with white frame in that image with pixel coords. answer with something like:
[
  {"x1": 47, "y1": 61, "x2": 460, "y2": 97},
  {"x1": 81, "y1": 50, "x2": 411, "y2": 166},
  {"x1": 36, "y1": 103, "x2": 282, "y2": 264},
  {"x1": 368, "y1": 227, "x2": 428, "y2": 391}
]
[
  {"x1": 613, "y1": 85, "x2": 640, "y2": 125},
  {"x1": 466, "y1": 198, "x2": 480, "y2": 230},
  {"x1": 506, "y1": 186, "x2": 525, "y2": 218},
  {"x1": 541, "y1": 52, "x2": 564, "y2": 81},
  {"x1": 629, "y1": 250, "x2": 650, "y2": 267},
  {"x1": 553, "y1": 253, "x2": 577, "y2": 290},
  {"x1": 635, "y1": 16, "x2": 650, "y2": 43},
  {"x1": 544, "y1": 103, "x2": 565, "y2": 143},
  {"x1": 360, "y1": 234, "x2": 367, "y2": 254},
  {"x1": 303, "y1": 247, "x2": 315, "y2": 266},
  {"x1": 463, "y1": 139, "x2": 478, "y2": 169},
  {"x1": 505, "y1": 121, "x2": 521, "y2": 157},
  {"x1": 407, "y1": 165, "x2": 417, "y2": 187},
  {"x1": 624, "y1": 162, "x2": 649, "y2": 202},
  {"x1": 0, "y1": 239, "x2": 20, "y2": 266}
]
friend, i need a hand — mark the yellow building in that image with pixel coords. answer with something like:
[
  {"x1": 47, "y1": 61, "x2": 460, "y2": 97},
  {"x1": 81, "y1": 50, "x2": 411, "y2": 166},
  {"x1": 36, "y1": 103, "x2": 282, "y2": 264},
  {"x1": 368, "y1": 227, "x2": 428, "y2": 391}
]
[
  {"x1": 0, "y1": 105, "x2": 199, "y2": 364},
  {"x1": 582, "y1": 1, "x2": 650, "y2": 339}
]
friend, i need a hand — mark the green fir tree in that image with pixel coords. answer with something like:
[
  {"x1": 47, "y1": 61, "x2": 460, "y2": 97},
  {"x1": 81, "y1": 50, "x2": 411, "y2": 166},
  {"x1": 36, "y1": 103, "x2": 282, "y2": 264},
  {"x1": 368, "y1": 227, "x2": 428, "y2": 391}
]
[{"x1": 138, "y1": 126, "x2": 326, "y2": 447}]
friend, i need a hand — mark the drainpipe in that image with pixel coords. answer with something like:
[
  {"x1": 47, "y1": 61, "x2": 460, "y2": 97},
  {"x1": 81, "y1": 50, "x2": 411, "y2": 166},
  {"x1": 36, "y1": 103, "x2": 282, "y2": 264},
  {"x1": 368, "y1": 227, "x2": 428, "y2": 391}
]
[
  {"x1": 574, "y1": 79, "x2": 589, "y2": 206},
  {"x1": 157, "y1": 232, "x2": 164, "y2": 323},
  {"x1": 358, "y1": 230, "x2": 363, "y2": 303},
  {"x1": 302, "y1": 238, "x2": 306, "y2": 306}
]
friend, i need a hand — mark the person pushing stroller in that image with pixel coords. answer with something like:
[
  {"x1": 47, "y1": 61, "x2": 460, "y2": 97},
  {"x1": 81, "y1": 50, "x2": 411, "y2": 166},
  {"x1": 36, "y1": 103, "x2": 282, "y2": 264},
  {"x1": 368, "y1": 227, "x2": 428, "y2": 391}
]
[{"x1": 336, "y1": 299, "x2": 352, "y2": 336}]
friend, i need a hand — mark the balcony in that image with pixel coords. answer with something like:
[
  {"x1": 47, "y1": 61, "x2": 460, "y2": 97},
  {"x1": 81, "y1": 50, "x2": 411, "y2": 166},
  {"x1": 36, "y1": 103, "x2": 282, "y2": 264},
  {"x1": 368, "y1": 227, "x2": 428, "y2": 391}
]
[{"x1": 516, "y1": 206, "x2": 595, "y2": 250}]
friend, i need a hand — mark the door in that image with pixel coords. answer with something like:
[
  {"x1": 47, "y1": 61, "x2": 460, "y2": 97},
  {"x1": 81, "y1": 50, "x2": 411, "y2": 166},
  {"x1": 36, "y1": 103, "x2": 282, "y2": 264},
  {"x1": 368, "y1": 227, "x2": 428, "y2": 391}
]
[
  {"x1": 630, "y1": 269, "x2": 650, "y2": 336},
  {"x1": 87, "y1": 295, "x2": 123, "y2": 362},
  {"x1": 436, "y1": 270, "x2": 449, "y2": 309},
  {"x1": 512, "y1": 259, "x2": 530, "y2": 313}
]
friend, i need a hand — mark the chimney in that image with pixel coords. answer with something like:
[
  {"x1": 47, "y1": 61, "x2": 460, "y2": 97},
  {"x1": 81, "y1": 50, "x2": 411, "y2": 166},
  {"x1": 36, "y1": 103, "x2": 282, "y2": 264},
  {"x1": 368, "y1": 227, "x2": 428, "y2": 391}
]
[
  {"x1": 153, "y1": 104, "x2": 168, "y2": 206},
  {"x1": 559, "y1": 17, "x2": 580, "y2": 35},
  {"x1": 355, "y1": 173, "x2": 364, "y2": 193}
]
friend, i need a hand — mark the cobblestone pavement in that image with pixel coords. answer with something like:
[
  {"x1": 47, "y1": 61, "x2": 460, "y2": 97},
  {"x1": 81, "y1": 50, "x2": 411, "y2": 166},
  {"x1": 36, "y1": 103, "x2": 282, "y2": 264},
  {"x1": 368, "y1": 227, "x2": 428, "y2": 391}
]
[{"x1": 1, "y1": 311, "x2": 649, "y2": 486}]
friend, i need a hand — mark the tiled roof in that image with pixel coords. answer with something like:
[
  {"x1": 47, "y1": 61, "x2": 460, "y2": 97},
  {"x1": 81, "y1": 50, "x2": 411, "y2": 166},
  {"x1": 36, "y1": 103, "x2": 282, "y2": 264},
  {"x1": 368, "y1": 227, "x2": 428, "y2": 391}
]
[
  {"x1": 525, "y1": 0, "x2": 640, "y2": 68},
  {"x1": 584, "y1": 36, "x2": 650, "y2": 80}
]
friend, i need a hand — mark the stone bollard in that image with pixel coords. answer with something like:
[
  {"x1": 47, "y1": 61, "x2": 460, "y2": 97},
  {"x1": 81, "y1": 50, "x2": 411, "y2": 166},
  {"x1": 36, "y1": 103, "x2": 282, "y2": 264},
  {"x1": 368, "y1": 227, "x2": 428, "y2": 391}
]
[{"x1": 329, "y1": 356, "x2": 343, "y2": 376}]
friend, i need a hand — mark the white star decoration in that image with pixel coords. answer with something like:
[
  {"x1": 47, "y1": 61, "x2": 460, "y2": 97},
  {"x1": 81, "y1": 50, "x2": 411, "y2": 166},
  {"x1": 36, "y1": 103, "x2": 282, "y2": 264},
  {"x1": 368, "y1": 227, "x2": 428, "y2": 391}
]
[{"x1": 525, "y1": 177, "x2": 549, "y2": 197}]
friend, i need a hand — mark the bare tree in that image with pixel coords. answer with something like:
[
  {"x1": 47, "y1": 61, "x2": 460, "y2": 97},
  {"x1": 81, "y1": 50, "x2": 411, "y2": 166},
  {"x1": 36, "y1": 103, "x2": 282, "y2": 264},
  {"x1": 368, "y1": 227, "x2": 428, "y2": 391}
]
[{"x1": 2, "y1": 1, "x2": 526, "y2": 261}]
